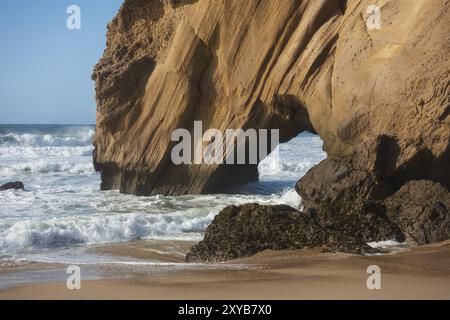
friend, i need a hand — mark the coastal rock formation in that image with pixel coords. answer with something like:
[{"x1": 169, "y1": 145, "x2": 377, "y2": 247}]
[
  {"x1": 385, "y1": 180, "x2": 450, "y2": 246},
  {"x1": 186, "y1": 203, "x2": 403, "y2": 262},
  {"x1": 94, "y1": 0, "x2": 449, "y2": 196},
  {"x1": 295, "y1": 158, "x2": 391, "y2": 214},
  {"x1": 94, "y1": 0, "x2": 450, "y2": 256},
  {"x1": 0, "y1": 181, "x2": 24, "y2": 191}
]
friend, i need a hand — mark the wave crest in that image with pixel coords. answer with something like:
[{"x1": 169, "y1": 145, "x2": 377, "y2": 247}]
[
  {"x1": 0, "y1": 210, "x2": 215, "y2": 253},
  {"x1": 0, "y1": 128, "x2": 94, "y2": 147},
  {"x1": 0, "y1": 161, "x2": 95, "y2": 176}
]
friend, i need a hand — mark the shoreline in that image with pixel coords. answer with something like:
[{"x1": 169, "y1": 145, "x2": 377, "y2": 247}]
[{"x1": 1, "y1": 240, "x2": 449, "y2": 300}]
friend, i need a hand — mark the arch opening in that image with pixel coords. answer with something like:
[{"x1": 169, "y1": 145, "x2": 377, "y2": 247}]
[{"x1": 221, "y1": 132, "x2": 327, "y2": 210}]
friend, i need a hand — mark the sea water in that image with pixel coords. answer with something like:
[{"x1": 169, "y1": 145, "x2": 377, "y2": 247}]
[{"x1": 0, "y1": 125, "x2": 326, "y2": 264}]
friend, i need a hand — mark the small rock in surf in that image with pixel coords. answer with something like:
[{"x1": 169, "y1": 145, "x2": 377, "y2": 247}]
[{"x1": 0, "y1": 181, "x2": 24, "y2": 191}]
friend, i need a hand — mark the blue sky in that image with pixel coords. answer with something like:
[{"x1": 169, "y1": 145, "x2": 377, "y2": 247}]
[{"x1": 0, "y1": 0, "x2": 123, "y2": 124}]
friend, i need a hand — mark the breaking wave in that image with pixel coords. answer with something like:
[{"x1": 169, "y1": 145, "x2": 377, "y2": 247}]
[
  {"x1": 0, "y1": 160, "x2": 94, "y2": 176},
  {"x1": 0, "y1": 126, "x2": 94, "y2": 177},
  {"x1": 0, "y1": 209, "x2": 215, "y2": 253},
  {"x1": 0, "y1": 128, "x2": 94, "y2": 147}
]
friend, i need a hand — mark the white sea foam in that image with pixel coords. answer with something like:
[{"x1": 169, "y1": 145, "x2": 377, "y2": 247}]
[
  {"x1": 0, "y1": 145, "x2": 92, "y2": 159},
  {"x1": 0, "y1": 160, "x2": 94, "y2": 176},
  {"x1": 367, "y1": 240, "x2": 407, "y2": 249},
  {"x1": 0, "y1": 210, "x2": 215, "y2": 253},
  {"x1": 278, "y1": 188, "x2": 302, "y2": 209},
  {"x1": 0, "y1": 128, "x2": 93, "y2": 147},
  {"x1": 259, "y1": 134, "x2": 325, "y2": 181},
  {"x1": 0, "y1": 186, "x2": 305, "y2": 254}
]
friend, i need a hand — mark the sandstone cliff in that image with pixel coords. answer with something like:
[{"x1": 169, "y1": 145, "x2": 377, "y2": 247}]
[
  {"x1": 93, "y1": 0, "x2": 449, "y2": 259},
  {"x1": 93, "y1": 0, "x2": 449, "y2": 197}
]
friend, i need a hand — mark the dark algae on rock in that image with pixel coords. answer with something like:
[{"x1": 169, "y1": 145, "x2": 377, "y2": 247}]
[
  {"x1": 186, "y1": 204, "x2": 327, "y2": 262},
  {"x1": 0, "y1": 181, "x2": 24, "y2": 191},
  {"x1": 186, "y1": 203, "x2": 403, "y2": 263}
]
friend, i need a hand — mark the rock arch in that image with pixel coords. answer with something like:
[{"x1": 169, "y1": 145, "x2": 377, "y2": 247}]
[{"x1": 93, "y1": 0, "x2": 450, "y2": 200}]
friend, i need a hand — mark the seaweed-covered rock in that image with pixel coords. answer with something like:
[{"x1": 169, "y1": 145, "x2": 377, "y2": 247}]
[
  {"x1": 308, "y1": 198, "x2": 404, "y2": 247},
  {"x1": 186, "y1": 204, "x2": 327, "y2": 262},
  {"x1": 186, "y1": 202, "x2": 401, "y2": 262}
]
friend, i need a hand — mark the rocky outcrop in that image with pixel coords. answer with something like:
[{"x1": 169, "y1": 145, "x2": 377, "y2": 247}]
[
  {"x1": 0, "y1": 182, "x2": 24, "y2": 191},
  {"x1": 296, "y1": 159, "x2": 392, "y2": 210},
  {"x1": 94, "y1": 0, "x2": 449, "y2": 196},
  {"x1": 186, "y1": 203, "x2": 403, "y2": 262},
  {"x1": 93, "y1": 0, "x2": 450, "y2": 256},
  {"x1": 186, "y1": 204, "x2": 327, "y2": 262},
  {"x1": 187, "y1": 180, "x2": 450, "y2": 261},
  {"x1": 295, "y1": 159, "x2": 400, "y2": 240},
  {"x1": 188, "y1": 178, "x2": 450, "y2": 262},
  {"x1": 385, "y1": 180, "x2": 450, "y2": 246}
]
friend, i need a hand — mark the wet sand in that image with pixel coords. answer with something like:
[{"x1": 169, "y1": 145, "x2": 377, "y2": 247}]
[
  {"x1": 91, "y1": 239, "x2": 196, "y2": 263},
  {"x1": 0, "y1": 240, "x2": 449, "y2": 300}
]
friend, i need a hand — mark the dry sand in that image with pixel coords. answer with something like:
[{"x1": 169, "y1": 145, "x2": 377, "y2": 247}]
[{"x1": 0, "y1": 240, "x2": 449, "y2": 300}]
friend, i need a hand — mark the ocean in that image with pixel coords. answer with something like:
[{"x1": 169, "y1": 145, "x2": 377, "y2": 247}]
[{"x1": 0, "y1": 124, "x2": 326, "y2": 265}]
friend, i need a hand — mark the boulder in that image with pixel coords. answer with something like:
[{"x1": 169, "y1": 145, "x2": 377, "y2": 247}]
[
  {"x1": 186, "y1": 203, "x2": 402, "y2": 262},
  {"x1": 296, "y1": 158, "x2": 403, "y2": 243},
  {"x1": 0, "y1": 181, "x2": 24, "y2": 191},
  {"x1": 186, "y1": 204, "x2": 327, "y2": 262},
  {"x1": 385, "y1": 180, "x2": 450, "y2": 246},
  {"x1": 295, "y1": 158, "x2": 393, "y2": 207}
]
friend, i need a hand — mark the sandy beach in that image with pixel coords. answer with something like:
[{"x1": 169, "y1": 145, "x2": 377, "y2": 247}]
[
  {"x1": 1, "y1": 0, "x2": 449, "y2": 304},
  {"x1": 0, "y1": 240, "x2": 449, "y2": 300}
]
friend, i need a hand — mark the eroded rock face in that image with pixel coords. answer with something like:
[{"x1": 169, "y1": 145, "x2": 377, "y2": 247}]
[
  {"x1": 93, "y1": 0, "x2": 450, "y2": 196},
  {"x1": 186, "y1": 203, "x2": 403, "y2": 262},
  {"x1": 385, "y1": 180, "x2": 450, "y2": 246}
]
